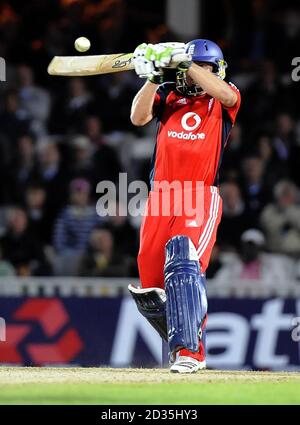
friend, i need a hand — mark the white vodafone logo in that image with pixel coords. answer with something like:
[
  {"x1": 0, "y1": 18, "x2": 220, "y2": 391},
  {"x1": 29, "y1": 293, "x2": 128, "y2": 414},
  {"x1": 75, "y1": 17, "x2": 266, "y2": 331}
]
[
  {"x1": 181, "y1": 112, "x2": 201, "y2": 131},
  {"x1": 168, "y1": 111, "x2": 205, "y2": 141}
]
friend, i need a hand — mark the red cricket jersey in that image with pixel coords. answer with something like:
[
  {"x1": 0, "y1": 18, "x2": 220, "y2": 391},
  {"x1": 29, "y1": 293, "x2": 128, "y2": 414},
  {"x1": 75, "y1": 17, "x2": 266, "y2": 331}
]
[{"x1": 150, "y1": 82, "x2": 241, "y2": 187}]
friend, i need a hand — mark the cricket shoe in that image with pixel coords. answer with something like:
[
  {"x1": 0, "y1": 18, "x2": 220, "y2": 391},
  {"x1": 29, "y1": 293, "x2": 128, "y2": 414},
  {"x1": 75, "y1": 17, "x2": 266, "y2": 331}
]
[
  {"x1": 170, "y1": 356, "x2": 206, "y2": 373},
  {"x1": 170, "y1": 339, "x2": 206, "y2": 373}
]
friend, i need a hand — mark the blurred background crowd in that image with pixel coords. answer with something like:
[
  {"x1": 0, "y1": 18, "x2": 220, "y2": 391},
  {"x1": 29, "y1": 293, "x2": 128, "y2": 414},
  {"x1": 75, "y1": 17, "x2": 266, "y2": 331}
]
[{"x1": 0, "y1": 0, "x2": 299, "y2": 283}]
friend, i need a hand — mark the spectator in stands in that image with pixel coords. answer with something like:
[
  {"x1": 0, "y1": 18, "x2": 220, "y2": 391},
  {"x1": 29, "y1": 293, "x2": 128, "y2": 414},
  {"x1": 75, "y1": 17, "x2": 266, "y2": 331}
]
[
  {"x1": 98, "y1": 73, "x2": 137, "y2": 132},
  {"x1": 50, "y1": 78, "x2": 95, "y2": 134},
  {"x1": 217, "y1": 182, "x2": 254, "y2": 250},
  {"x1": 34, "y1": 142, "x2": 69, "y2": 221},
  {"x1": 66, "y1": 78, "x2": 94, "y2": 125},
  {"x1": 242, "y1": 60, "x2": 285, "y2": 126},
  {"x1": 272, "y1": 113, "x2": 300, "y2": 187},
  {"x1": 104, "y1": 200, "x2": 139, "y2": 276},
  {"x1": 17, "y1": 65, "x2": 51, "y2": 137},
  {"x1": 0, "y1": 245, "x2": 15, "y2": 277},
  {"x1": 8, "y1": 134, "x2": 36, "y2": 203},
  {"x1": 213, "y1": 229, "x2": 294, "y2": 285},
  {"x1": 79, "y1": 227, "x2": 131, "y2": 277},
  {"x1": 273, "y1": 113, "x2": 295, "y2": 162},
  {"x1": 256, "y1": 134, "x2": 287, "y2": 187},
  {"x1": 69, "y1": 135, "x2": 94, "y2": 182},
  {"x1": 0, "y1": 207, "x2": 50, "y2": 276},
  {"x1": 220, "y1": 123, "x2": 243, "y2": 181},
  {"x1": 105, "y1": 200, "x2": 138, "y2": 257},
  {"x1": 15, "y1": 134, "x2": 36, "y2": 181},
  {"x1": 84, "y1": 115, "x2": 104, "y2": 146},
  {"x1": 84, "y1": 116, "x2": 122, "y2": 186},
  {"x1": 260, "y1": 180, "x2": 300, "y2": 257},
  {"x1": 36, "y1": 142, "x2": 62, "y2": 183},
  {"x1": 240, "y1": 155, "x2": 270, "y2": 217},
  {"x1": 53, "y1": 178, "x2": 103, "y2": 275},
  {"x1": 24, "y1": 182, "x2": 50, "y2": 244},
  {"x1": 0, "y1": 90, "x2": 30, "y2": 144}
]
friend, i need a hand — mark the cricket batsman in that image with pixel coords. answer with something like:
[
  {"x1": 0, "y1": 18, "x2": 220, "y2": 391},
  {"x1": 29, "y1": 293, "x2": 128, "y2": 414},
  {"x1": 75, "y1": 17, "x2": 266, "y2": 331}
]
[{"x1": 128, "y1": 39, "x2": 241, "y2": 373}]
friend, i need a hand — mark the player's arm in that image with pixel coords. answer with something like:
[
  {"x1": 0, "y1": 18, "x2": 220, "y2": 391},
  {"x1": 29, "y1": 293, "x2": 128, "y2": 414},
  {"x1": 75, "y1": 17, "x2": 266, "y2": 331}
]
[
  {"x1": 187, "y1": 63, "x2": 238, "y2": 107},
  {"x1": 130, "y1": 80, "x2": 158, "y2": 126},
  {"x1": 131, "y1": 42, "x2": 185, "y2": 126}
]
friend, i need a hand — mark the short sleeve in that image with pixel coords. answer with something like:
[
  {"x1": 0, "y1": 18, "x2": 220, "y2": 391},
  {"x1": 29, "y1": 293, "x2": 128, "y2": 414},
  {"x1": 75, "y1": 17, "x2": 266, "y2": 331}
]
[
  {"x1": 153, "y1": 82, "x2": 175, "y2": 120},
  {"x1": 222, "y1": 82, "x2": 241, "y2": 124},
  {"x1": 153, "y1": 87, "x2": 166, "y2": 120}
]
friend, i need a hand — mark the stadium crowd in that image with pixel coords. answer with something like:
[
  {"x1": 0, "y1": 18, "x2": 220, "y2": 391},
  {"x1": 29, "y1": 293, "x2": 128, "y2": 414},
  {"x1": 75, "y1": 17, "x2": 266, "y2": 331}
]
[{"x1": 0, "y1": 0, "x2": 299, "y2": 282}]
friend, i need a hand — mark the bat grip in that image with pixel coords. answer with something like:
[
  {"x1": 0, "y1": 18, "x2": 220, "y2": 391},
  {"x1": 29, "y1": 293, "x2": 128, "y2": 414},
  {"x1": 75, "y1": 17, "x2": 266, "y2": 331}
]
[{"x1": 169, "y1": 53, "x2": 192, "y2": 67}]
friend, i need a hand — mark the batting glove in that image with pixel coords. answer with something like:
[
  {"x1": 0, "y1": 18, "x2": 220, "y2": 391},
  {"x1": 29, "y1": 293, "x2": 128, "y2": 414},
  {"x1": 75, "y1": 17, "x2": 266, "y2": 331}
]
[
  {"x1": 152, "y1": 42, "x2": 187, "y2": 68},
  {"x1": 133, "y1": 43, "x2": 164, "y2": 84},
  {"x1": 133, "y1": 42, "x2": 190, "y2": 84},
  {"x1": 133, "y1": 43, "x2": 158, "y2": 77}
]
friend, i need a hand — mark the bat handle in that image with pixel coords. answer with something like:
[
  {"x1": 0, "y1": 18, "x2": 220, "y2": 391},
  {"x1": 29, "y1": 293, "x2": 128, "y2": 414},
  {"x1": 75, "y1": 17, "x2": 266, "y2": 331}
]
[{"x1": 168, "y1": 53, "x2": 192, "y2": 68}]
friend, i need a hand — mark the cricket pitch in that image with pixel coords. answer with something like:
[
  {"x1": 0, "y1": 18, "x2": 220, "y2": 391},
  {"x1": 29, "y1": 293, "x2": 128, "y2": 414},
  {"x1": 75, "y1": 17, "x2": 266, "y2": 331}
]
[{"x1": 0, "y1": 367, "x2": 300, "y2": 404}]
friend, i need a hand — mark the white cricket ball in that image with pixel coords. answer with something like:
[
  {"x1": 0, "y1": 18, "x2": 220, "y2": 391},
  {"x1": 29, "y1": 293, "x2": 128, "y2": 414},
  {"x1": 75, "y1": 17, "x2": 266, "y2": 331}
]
[{"x1": 74, "y1": 37, "x2": 91, "y2": 52}]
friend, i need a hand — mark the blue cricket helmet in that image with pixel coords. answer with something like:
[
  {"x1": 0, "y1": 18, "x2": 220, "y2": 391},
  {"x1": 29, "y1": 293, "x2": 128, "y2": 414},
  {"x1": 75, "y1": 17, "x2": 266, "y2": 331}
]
[
  {"x1": 186, "y1": 39, "x2": 226, "y2": 75},
  {"x1": 176, "y1": 38, "x2": 228, "y2": 96}
]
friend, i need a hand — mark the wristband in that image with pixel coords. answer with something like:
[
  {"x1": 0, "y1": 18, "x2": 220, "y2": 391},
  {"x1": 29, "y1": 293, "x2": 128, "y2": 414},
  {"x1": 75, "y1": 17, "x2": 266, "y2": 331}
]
[
  {"x1": 177, "y1": 61, "x2": 192, "y2": 72},
  {"x1": 148, "y1": 74, "x2": 164, "y2": 84}
]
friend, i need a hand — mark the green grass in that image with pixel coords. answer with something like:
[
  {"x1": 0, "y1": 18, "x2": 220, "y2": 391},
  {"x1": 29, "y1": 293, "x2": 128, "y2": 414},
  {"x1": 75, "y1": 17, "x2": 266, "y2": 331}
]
[
  {"x1": 1, "y1": 382, "x2": 300, "y2": 405},
  {"x1": 0, "y1": 368, "x2": 300, "y2": 405}
]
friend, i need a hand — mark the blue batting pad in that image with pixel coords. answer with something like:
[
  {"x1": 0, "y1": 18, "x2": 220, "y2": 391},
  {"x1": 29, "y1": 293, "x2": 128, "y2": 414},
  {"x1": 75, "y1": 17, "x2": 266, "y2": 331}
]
[{"x1": 164, "y1": 235, "x2": 207, "y2": 354}]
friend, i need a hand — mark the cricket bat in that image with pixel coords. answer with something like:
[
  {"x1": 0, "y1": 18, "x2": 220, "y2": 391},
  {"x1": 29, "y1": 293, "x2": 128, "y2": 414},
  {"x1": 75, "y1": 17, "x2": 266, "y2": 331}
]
[{"x1": 47, "y1": 52, "x2": 190, "y2": 77}]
